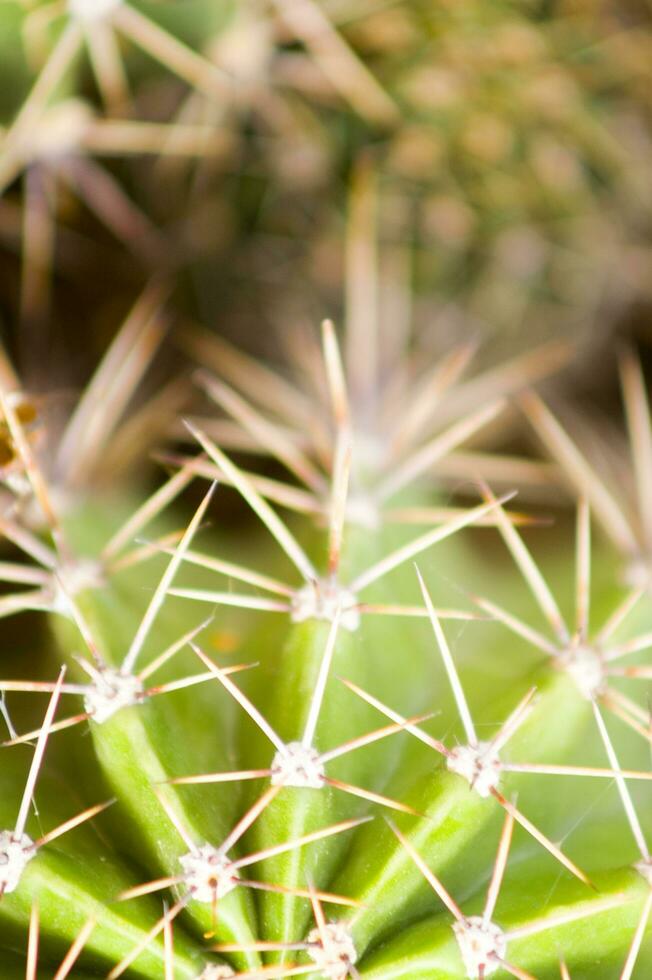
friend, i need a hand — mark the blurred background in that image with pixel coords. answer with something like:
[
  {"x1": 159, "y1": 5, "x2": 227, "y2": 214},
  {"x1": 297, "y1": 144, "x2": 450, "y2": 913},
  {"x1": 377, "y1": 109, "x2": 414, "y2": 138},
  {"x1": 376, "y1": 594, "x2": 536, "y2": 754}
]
[{"x1": 0, "y1": 0, "x2": 651, "y2": 492}]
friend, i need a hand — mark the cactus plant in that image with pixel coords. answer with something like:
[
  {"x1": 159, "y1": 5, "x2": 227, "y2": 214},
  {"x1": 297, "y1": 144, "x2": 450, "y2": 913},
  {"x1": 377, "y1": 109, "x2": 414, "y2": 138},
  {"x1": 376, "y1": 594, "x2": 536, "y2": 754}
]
[
  {"x1": 2, "y1": 0, "x2": 652, "y2": 346},
  {"x1": 0, "y1": 301, "x2": 652, "y2": 980},
  {"x1": 181, "y1": 0, "x2": 652, "y2": 344},
  {"x1": 2, "y1": 2, "x2": 652, "y2": 978}
]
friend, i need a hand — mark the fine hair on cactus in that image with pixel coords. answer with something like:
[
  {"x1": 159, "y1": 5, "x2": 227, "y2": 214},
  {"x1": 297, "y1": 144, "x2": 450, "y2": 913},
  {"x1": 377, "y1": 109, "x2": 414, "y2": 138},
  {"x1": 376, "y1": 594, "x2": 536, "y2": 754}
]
[{"x1": 1, "y1": 2, "x2": 652, "y2": 979}]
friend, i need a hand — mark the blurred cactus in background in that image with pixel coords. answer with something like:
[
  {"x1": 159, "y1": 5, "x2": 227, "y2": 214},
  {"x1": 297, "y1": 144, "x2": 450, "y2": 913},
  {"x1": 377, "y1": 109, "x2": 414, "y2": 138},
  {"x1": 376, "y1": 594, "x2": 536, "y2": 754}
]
[
  {"x1": 1, "y1": 1, "x2": 652, "y2": 979},
  {"x1": 1, "y1": 0, "x2": 652, "y2": 354}
]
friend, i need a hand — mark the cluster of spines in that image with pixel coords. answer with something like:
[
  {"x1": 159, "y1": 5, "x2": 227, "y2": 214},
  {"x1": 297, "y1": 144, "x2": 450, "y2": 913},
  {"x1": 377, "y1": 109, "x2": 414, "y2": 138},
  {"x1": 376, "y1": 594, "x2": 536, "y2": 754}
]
[{"x1": 0, "y1": 0, "x2": 404, "y2": 334}]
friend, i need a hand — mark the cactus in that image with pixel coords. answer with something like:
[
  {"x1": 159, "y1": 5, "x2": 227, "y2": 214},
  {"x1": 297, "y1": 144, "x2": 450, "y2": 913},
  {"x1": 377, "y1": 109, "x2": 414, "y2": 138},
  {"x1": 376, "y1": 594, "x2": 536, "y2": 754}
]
[
  {"x1": 0, "y1": 293, "x2": 651, "y2": 980},
  {"x1": 2, "y1": 0, "x2": 652, "y2": 343},
  {"x1": 184, "y1": 0, "x2": 652, "y2": 343},
  {"x1": 1, "y1": 2, "x2": 652, "y2": 978},
  {"x1": 374, "y1": 0, "x2": 652, "y2": 337}
]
